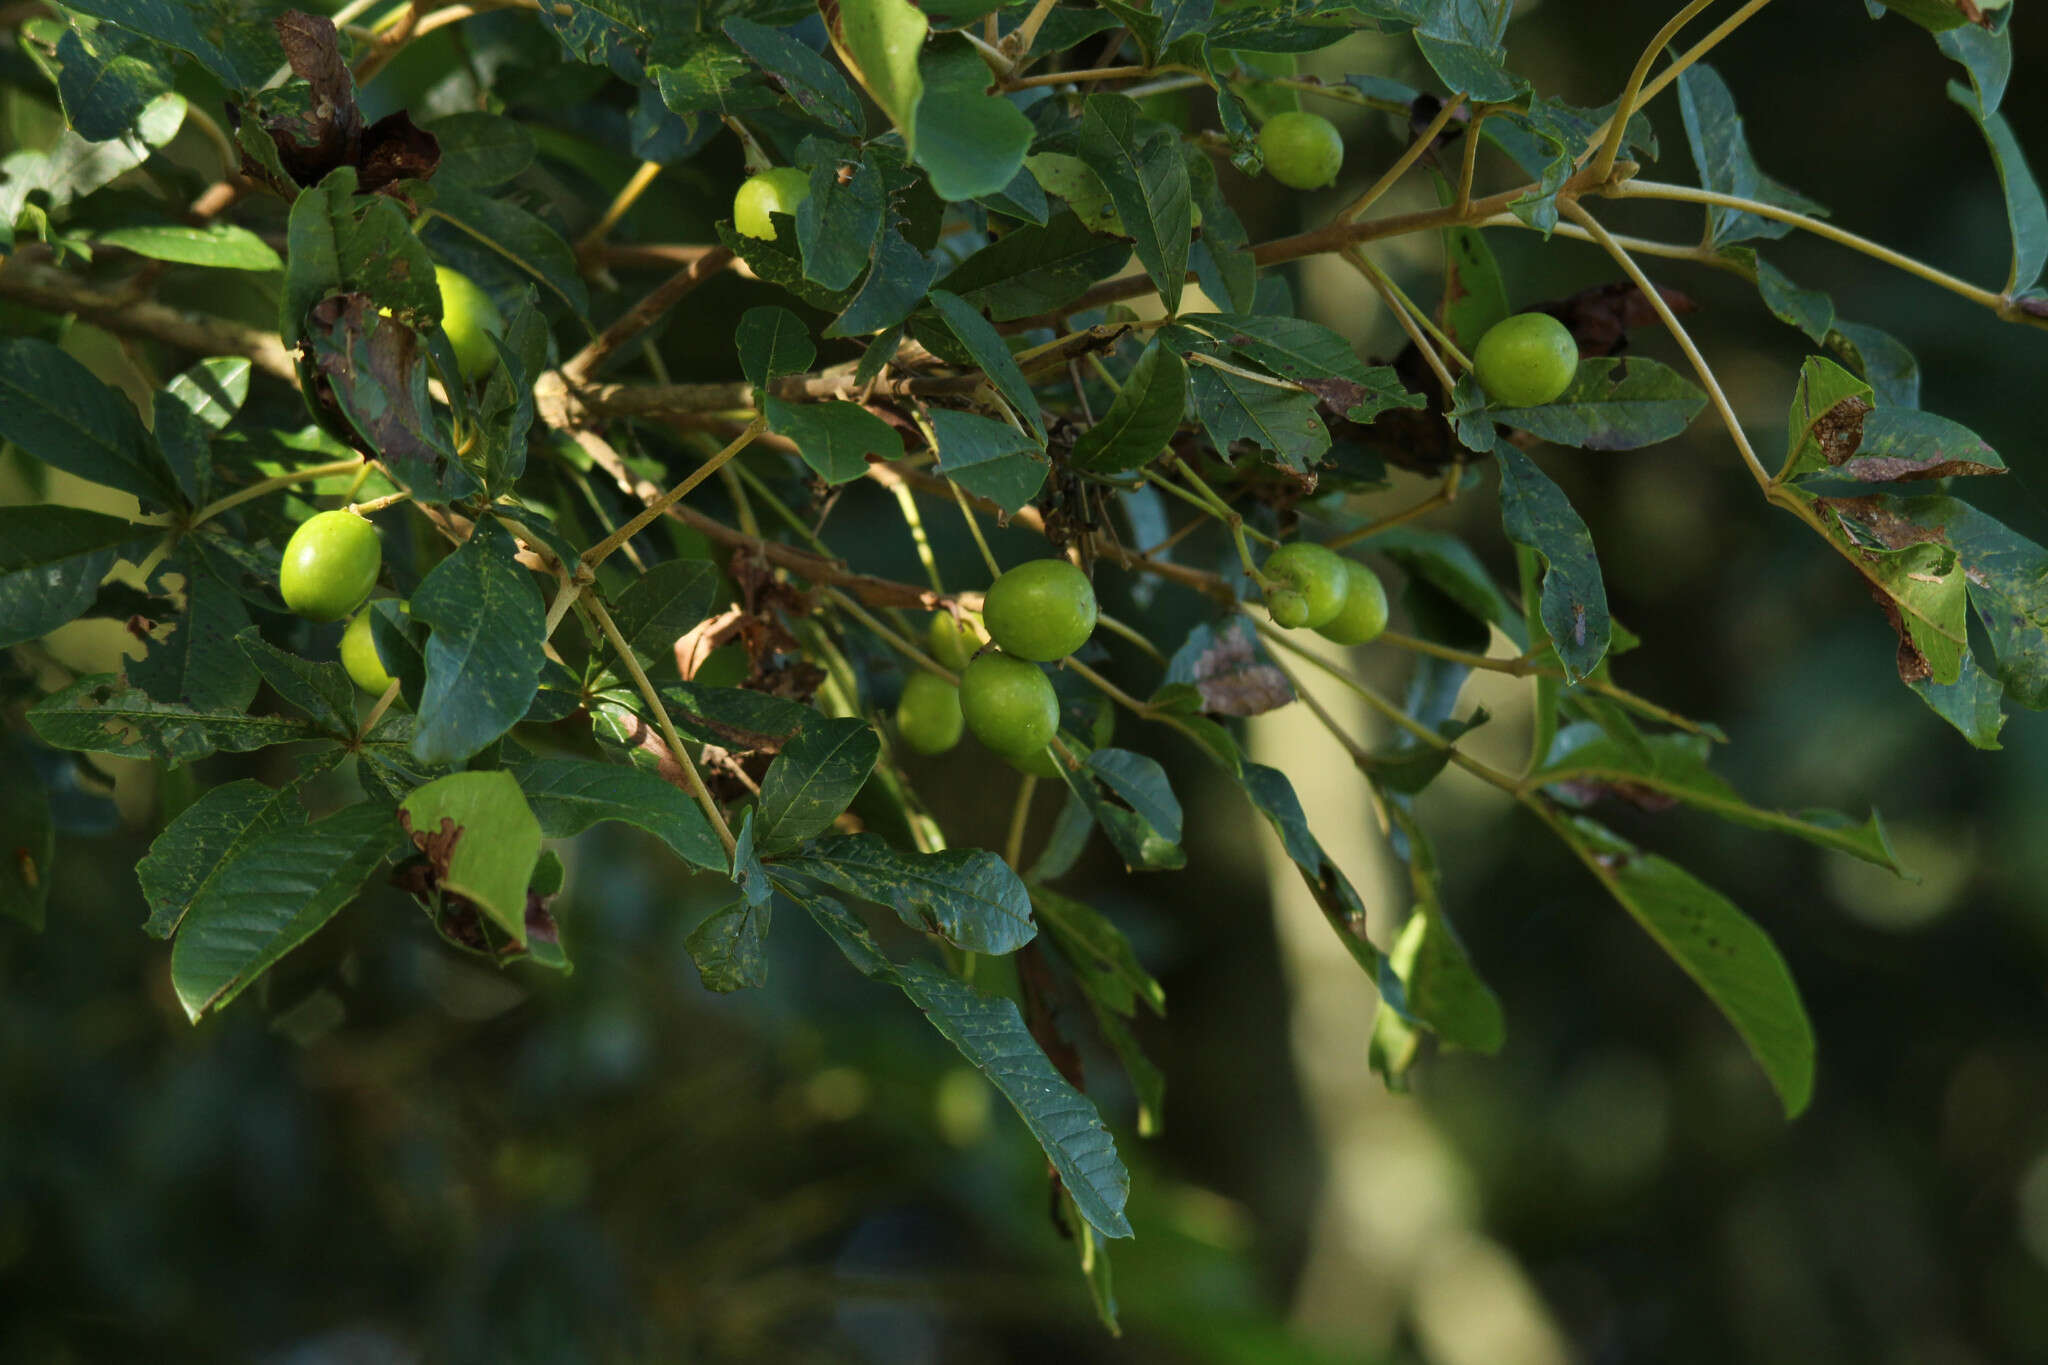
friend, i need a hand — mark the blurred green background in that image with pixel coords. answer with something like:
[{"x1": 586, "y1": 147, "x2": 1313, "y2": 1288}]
[{"x1": 5, "y1": 2, "x2": 2048, "y2": 1362}]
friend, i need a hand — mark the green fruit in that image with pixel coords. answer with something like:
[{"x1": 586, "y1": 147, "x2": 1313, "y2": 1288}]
[
  {"x1": 280, "y1": 510, "x2": 382, "y2": 622},
  {"x1": 1002, "y1": 688, "x2": 1114, "y2": 779},
  {"x1": 434, "y1": 264, "x2": 504, "y2": 384},
  {"x1": 1472, "y1": 312, "x2": 1579, "y2": 408},
  {"x1": 733, "y1": 167, "x2": 812, "y2": 240},
  {"x1": 1004, "y1": 739, "x2": 1063, "y2": 779},
  {"x1": 1261, "y1": 541, "x2": 1349, "y2": 631},
  {"x1": 927, "y1": 613, "x2": 982, "y2": 672},
  {"x1": 960, "y1": 651, "x2": 1059, "y2": 757},
  {"x1": 341, "y1": 603, "x2": 406, "y2": 694},
  {"x1": 1315, "y1": 561, "x2": 1389, "y2": 646},
  {"x1": 1260, "y1": 111, "x2": 1344, "y2": 190},
  {"x1": 896, "y1": 671, "x2": 964, "y2": 755},
  {"x1": 981, "y1": 559, "x2": 1097, "y2": 662}
]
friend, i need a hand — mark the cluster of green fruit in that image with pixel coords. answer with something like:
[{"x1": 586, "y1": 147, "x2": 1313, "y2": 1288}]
[
  {"x1": 1258, "y1": 543, "x2": 1388, "y2": 643},
  {"x1": 277, "y1": 507, "x2": 402, "y2": 695},
  {"x1": 273, "y1": 263, "x2": 519, "y2": 695},
  {"x1": 895, "y1": 559, "x2": 1099, "y2": 777}
]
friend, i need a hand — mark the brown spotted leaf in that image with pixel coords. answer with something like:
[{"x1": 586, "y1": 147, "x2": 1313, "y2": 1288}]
[
  {"x1": 1164, "y1": 618, "x2": 1293, "y2": 717},
  {"x1": 1535, "y1": 281, "x2": 1698, "y2": 359},
  {"x1": 304, "y1": 293, "x2": 474, "y2": 501}
]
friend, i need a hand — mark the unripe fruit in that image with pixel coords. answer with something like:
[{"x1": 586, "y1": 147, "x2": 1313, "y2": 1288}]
[
  {"x1": 959, "y1": 651, "x2": 1059, "y2": 757},
  {"x1": 1003, "y1": 688, "x2": 1113, "y2": 779},
  {"x1": 1005, "y1": 739, "x2": 1063, "y2": 779},
  {"x1": 981, "y1": 559, "x2": 1097, "y2": 662},
  {"x1": 434, "y1": 264, "x2": 504, "y2": 385},
  {"x1": 279, "y1": 510, "x2": 381, "y2": 622},
  {"x1": 927, "y1": 612, "x2": 981, "y2": 672},
  {"x1": 341, "y1": 603, "x2": 406, "y2": 694},
  {"x1": 1472, "y1": 312, "x2": 1579, "y2": 408},
  {"x1": 896, "y1": 671, "x2": 964, "y2": 755},
  {"x1": 734, "y1": 168, "x2": 811, "y2": 241},
  {"x1": 1260, "y1": 111, "x2": 1344, "y2": 190},
  {"x1": 1315, "y1": 561, "x2": 1390, "y2": 646},
  {"x1": 1261, "y1": 541, "x2": 1349, "y2": 631}
]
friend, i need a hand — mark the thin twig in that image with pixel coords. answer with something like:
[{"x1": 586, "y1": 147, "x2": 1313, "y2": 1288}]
[
  {"x1": 1561, "y1": 201, "x2": 1770, "y2": 485},
  {"x1": 582, "y1": 593, "x2": 739, "y2": 857}
]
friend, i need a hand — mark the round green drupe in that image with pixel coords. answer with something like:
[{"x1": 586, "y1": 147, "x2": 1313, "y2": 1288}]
[
  {"x1": 1261, "y1": 541, "x2": 1349, "y2": 631},
  {"x1": 341, "y1": 603, "x2": 406, "y2": 694},
  {"x1": 927, "y1": 612, "x2": 983, "y2": 673},
  {"x1": 1472, "y1": 312, "x2": 1579, "y2": 408},
  {"x1": 981, "y1": 559, "x2": 1097, "y2": 662},
  {"x1": 434, "y1": 264, "x2": 504, "y2": 385},
  {"x1": 1259, "y1": 111, "x2": 1344, "y2": 190},
  {"x1": 733, "y1": 168, "x2": 812, "y2": 241},
  {"x1": 960, "y1": 651, "x2": 1059, "y2": 757},
  {"x1": 1315, "y1": 561, "x2": 1390, "y2": 646},
  {"x1": 280, "y1": 510, "x2": 381, "y2": 623},
  {"x1": 896, "y1": 671, "x2": 965, "y2": 755}
]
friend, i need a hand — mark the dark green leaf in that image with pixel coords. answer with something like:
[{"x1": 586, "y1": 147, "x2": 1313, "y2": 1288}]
[
  {"x1": 765, "y1": 397, "x2": 902, "y2": 483},
  {"x1": 1717, "y1": 246, "x2": 1835, "y2": 344},
  {"x1": 1549, "y1": 813, "x2": 1815, "y2": 1118},
  {"x1": 1911, "y1": 651, "x2": 2007, "y2": 748},
  {"x1": 1076, "y1": 94, "x2": 1192, "y2": 313},
  {"x1": 137, "y1": 779, "x2": 304, "y2": 938},
  {"x1": 687, "y1": 897, "x2": 772, "y2": 991},
  {"x1": 28, "y1": 674, "x2": 319, "y2": 763},
  {"x1": 1440, "y1": 224, "x2": 1509, "y2": 350},
  {"x1": 928, "y1": 408, "x2": 1049, "y2": 511},
  {"x1": 430, "y1": 185, "x2": 591, "y2": 318},
  {"x1": 778, "y1": 831, "x2": 1037, "y2": 954},
  {"x1": 936, "y1": 213, "x2": 1131, "y2": 322},
  {"x1": 52, "y1": 22, "x2": 172, "y2": 142},
  {"x1": 0, "y1": 505, "x2": 154, "y2": 575},
  {"x1": 1828, "y1": 322, "x2": 1920, "y2": 409},
  {"x1": 1029, "y1": 883, "x2": 1165, "y2": 1018},
  {"x1": 1497, "y1": 446, "x2": 1608, "y2": 681},
  {"x1": 170, "y1": 801, "x2": 396, "y2": 1020},
  {"x1": 912, "y1": 37, "x2": 1034, "y2": 201},
  {"x1": 928, "y1": 289, "x2": 1043, "y2": 438},
  {"x1": 1237, "y1": 762, "x2": 1381, "y2": 976},
  {"x1": 1947, "y1": 80, "x2": 2047, "y2": 294},
  {"x1": 756, "y1": 716, "x2": 880, "y2": 850},
  {"x1": 1677, "y1": 64, "x2": 1828, "y2": 249},
  {"x1": 1491, "y1": 356, "x2": 1708, "y2": 451},
  {"x1": 786, "y1": 885, "x2": 1130, "y2": 1238},
  {"x1": 610, "y1": 559, "x2": 721, "y2": 663},
  {"x1": 129, "y1": 566, "x2": 259, "y2": 714},
  {"x1": 410, "y1": 520, "x2": 546, "y2": 766},
  {"x1": 1534, "y1": 725, "x2": 1905, "y2": 870},
  {"x1": 1876, "y1": 494, "x2": 2048, "y2": 709},
  {"x1": 0, "y1": 338, "x2": 176, "y2": 506},
  {"x1": 234, "y1": 627, "x2": 356, "y2": 737},
  {"x1": 736, "y1": 306, "x2": 818, "y2": 389},
  {"x1": 510, "y1": 756, "x2": 726, "y2": 872},
  {"x1": 723, "y1": 16, "x2": 863, "y2": 136},
  {"x1": 1069, "y1": 340, "x2": 1187, "y2": 474},
  {"x1": 423, "y1": 111, "x2": 536, "y2": 188},
  {"x1": 796, "y1": 153, "x2": 886, "y2": 291},
  {"x1": 827, "y1": 225, "x2": 938, "y2": 337},
  {"x1": 1184, "y1": 360, "x2": 1330, "y2": 476},
  {"x1": 63, "y1": 0, "x2": 284, "y2": 89}
]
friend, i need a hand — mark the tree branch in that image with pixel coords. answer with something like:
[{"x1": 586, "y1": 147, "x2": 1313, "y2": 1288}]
[{"x1": 0, "y1": 256, "x2": 298, "y2": 383}]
